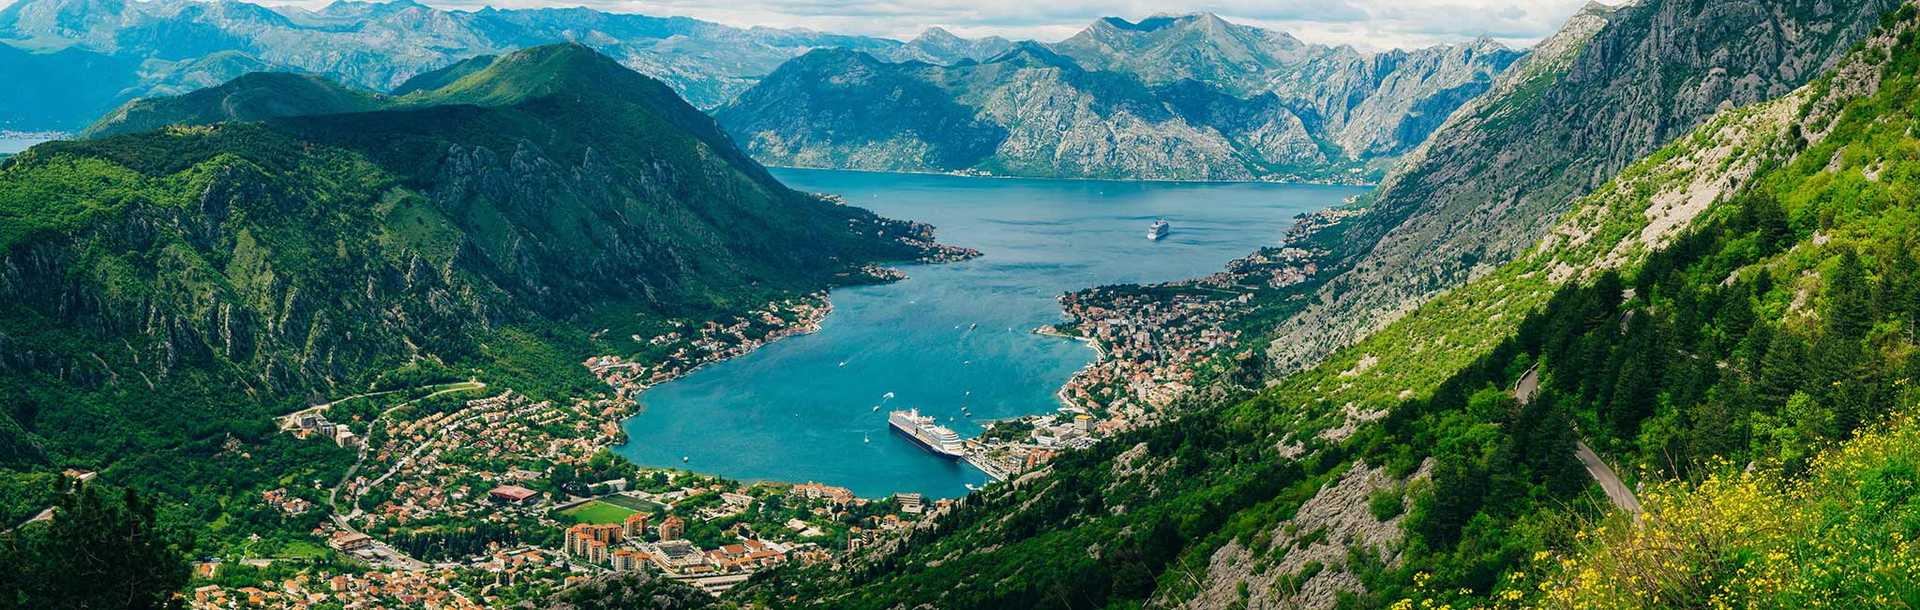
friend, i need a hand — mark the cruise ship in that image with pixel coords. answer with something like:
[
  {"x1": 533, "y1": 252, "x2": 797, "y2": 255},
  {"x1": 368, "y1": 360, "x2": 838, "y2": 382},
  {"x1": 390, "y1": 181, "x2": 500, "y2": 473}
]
[
  {"x1": 1147, "y1": 219, "x2": 1171, "y2": 240},
  {"x1": 888, "y1": 409, "x2": 966, "y2": 459}
]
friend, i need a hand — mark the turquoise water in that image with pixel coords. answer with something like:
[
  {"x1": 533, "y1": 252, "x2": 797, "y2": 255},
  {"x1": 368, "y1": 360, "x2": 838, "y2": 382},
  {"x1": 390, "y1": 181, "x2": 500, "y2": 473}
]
[{"x1": 614, "y1": 169, "x2": 1367, "y2": 498}]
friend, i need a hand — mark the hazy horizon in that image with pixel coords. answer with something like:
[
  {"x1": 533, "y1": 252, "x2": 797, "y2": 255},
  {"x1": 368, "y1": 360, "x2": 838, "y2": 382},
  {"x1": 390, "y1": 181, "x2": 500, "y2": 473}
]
[{"x1": 0, "y1": 0, "x2": 1606, "y2": 52}]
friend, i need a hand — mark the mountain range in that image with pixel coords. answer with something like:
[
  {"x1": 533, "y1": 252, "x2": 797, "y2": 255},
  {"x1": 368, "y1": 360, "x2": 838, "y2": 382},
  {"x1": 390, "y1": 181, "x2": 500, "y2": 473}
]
[
  {"x1": 0, "y1": 0, "x2": 1011, "y2": 130},
  {"x1": 0, "y1": 0, "x2": 1528, "y2": 183},
  {"x1": 718, "y1": 14, "x2": 1523, "y2": 182}
]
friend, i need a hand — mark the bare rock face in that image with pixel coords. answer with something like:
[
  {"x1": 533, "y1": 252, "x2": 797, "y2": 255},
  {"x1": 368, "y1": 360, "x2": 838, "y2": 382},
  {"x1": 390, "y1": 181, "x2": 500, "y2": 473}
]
[
  {"x1": 1176, "y1": 460, "x2": 1432, "y2": 610},
  {"x1": 1265, "y1": 0, "x2": 1897, "y2": 374},
  {"x1": 873, "y1": 27, "x2": 1016, "y2": 65},
  {"x1": 718, "y1": 14, "x2": 1523, "y2": 182}
]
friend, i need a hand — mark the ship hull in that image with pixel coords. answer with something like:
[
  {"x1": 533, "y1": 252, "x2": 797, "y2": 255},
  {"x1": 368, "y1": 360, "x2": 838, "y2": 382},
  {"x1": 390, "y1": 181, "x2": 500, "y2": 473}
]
[{"x1": 889, "y1": 422, "x2": 964, "y2": 459}]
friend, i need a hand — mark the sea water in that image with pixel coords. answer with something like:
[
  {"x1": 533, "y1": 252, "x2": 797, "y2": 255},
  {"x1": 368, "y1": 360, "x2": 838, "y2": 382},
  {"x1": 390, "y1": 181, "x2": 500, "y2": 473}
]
[{"x1": 615, "y1": 169, "x2": 1366, "y2": 497}]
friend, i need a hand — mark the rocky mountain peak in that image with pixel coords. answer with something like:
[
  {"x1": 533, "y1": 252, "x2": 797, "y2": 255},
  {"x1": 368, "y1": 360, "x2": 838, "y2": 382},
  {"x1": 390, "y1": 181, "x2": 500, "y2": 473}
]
[{"x1": 914, "y1": 26, "x2": 960, "y2": 43}]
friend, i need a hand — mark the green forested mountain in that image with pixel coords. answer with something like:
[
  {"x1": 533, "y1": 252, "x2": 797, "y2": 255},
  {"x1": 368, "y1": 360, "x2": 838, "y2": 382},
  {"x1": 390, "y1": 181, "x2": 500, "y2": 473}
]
[
  {"x1": 720, "y1": 2, "x2": 1920, "y2": 609},
  {"x1": 83, "y1": 72, "x2": 387, "y2": 138},
  {"x1": 0, "y1": 43, "x2": 938, "y2": 501}
]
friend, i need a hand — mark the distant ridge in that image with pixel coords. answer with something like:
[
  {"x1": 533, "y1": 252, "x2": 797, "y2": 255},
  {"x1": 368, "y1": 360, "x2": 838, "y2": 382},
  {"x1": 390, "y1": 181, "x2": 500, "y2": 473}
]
[{"x1": 718, "y1": 13, "x2": 1521, "y2": 182}]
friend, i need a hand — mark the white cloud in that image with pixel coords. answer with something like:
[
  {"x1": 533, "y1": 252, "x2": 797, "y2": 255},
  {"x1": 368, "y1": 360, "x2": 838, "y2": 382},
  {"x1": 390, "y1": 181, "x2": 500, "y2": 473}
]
[{"x1": 7, "y1": 0, "x2": 1605, "y2": 51}]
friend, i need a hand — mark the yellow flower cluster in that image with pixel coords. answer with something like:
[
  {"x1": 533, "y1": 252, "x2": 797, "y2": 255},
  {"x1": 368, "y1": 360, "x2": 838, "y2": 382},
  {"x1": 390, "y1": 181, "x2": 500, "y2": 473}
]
[{"x1": 1531, "y1": 409, "x2": 1920, "y2": 609}]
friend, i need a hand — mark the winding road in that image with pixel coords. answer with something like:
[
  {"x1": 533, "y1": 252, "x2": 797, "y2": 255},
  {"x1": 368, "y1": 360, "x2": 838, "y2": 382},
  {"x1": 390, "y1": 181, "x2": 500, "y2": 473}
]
[
  {"x1": 1513, "y1": 366, "x2": 1642, "y2": 517},
  {"x1": 322, "y1": 380, "x2": 486, "y2": 570}
]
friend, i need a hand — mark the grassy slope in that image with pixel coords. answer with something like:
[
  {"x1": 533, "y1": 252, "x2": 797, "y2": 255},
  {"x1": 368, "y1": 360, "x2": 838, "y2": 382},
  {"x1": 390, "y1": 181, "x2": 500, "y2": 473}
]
[{"x1": 1519, "y1": 9, "x2": 1920, "y2": 606}]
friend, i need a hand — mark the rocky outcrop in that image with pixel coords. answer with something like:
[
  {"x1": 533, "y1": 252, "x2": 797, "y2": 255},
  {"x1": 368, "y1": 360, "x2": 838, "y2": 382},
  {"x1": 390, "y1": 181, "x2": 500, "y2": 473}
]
[
  {"x1": 1174, "y1": 460, "x2": 1432, "y2": 610},
  {"x1": 1054, "y1": 14, "x2": 1523, "y2": 159}
]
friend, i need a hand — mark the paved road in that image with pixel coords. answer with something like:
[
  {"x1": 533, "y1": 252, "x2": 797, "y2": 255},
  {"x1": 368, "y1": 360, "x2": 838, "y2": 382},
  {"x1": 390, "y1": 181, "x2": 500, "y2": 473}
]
[
  {"x1": 1513, "y1": 365, "x2": 1641, "y2": 517},
  {"x1": 1574, "y1": 439, "x2": 1643, "y2": 515},
  {"x1": 323, "y1": 380, "x2": 485, "y2": 570}
]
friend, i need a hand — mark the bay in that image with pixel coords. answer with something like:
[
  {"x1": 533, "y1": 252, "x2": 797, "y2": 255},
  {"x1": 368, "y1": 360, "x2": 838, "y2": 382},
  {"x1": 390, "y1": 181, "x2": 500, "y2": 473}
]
[{"x1": 614, "y1": 169, "x2": 1367, "y2": 498}]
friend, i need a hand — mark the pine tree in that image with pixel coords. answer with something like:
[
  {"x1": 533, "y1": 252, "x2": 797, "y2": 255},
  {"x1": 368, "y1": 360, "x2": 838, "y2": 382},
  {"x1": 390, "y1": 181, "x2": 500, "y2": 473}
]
[
  {"x1": 1825, "y1": 249, "x2": 1874, "y2": 341},
  {"x1": 0, "y1": 486, "x2": 191, "y2": 610}
]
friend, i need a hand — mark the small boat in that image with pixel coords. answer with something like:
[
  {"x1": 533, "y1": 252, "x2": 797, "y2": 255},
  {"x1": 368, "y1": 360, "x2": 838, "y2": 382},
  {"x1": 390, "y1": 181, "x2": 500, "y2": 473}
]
[
  {"x1": 863, "y1": 433, "x2": 870, "y2": 443},
  {"x1": 872, "y1": 405, "x2": 880, "y2": 412},
  {"x1": 838, "y1": 361, "x2": 847, "y2": 367},
  {"x1": 969, "y1": 323, "x2": 978, "y2": 331},
  {"x1": 681, "y1": 456, "x2": 689, "y2": 463},
  {"x1": 883, "y1": 391, "x2": 896, "y2": 400}
]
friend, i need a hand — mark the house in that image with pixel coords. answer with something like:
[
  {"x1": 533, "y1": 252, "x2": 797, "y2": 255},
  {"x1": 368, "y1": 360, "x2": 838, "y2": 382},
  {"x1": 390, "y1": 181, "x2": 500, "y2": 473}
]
[
  {"x1": 191, "y1": 559, "x2": 222, "y2": 579},
  {"x1": 489, "y1": 485, "x2": 540, "y2": 504},
  {"x1": 328, "y1": 531, "x2": 373, "y2": 552},
  {"x1": 790, "y1": 481, "x2": 854, "y2": 505}
]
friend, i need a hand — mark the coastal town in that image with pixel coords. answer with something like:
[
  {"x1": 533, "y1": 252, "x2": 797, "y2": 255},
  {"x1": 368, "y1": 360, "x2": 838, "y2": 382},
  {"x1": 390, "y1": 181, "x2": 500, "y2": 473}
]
[
  {"x1": 184, "y1": 289, "x2": 959, "y2": 608},
  {"x1": 954, "y1": 206, "x2": 1366, "y2": 478}
]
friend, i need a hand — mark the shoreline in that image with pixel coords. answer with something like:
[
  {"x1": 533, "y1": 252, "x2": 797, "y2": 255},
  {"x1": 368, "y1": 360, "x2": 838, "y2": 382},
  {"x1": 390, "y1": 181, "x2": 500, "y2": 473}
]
[
  {"x1": 1032, "y1": 325, "x2": 1105, "y2": 412},
  {"x1": 767, "y1": 164, "x2": 1380, "y2": 188}
]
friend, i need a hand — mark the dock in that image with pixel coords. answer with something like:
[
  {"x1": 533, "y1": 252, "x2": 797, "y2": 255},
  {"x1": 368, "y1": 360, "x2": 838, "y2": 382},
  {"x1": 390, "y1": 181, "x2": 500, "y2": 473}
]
[{"x1": 962, "y1": 450, "x2": 1010, "y2": 482}]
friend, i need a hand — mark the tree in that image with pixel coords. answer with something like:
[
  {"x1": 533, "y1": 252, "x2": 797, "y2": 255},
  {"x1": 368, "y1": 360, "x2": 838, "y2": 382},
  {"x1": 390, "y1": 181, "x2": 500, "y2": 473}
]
[
  {"x1": 0, "y1": 486, "x2": 192, "y2": 610},
  {"x1": 1825, "y1": 249, "x2": 1874, "y2": 341}
]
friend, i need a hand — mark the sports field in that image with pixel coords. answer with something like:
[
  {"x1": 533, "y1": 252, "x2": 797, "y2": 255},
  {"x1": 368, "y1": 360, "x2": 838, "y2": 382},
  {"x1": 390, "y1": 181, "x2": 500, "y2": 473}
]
[{"x1": 559, "y1": 500, "x2": 637, "y2": 524}]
